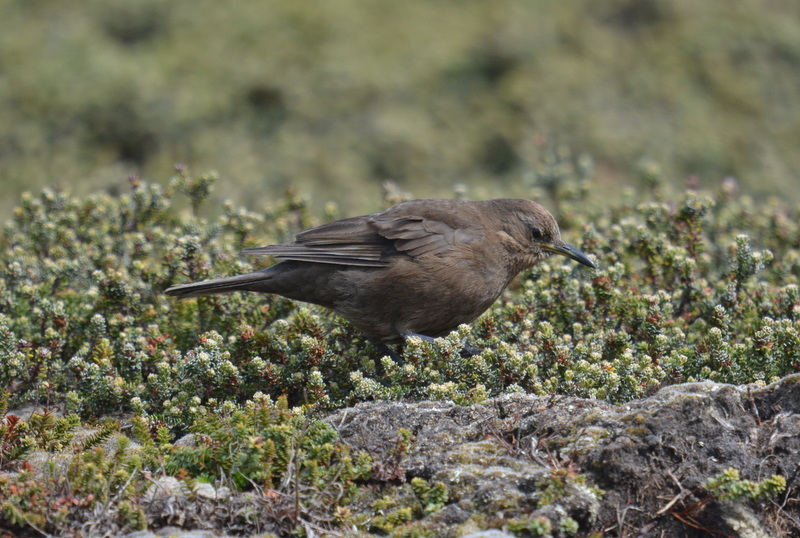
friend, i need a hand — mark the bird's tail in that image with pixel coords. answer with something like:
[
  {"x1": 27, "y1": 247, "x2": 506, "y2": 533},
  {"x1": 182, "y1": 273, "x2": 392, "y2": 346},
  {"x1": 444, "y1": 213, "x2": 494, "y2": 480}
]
[{"x1": 164, "y1": 271, "x2": 272, "y2": 299}]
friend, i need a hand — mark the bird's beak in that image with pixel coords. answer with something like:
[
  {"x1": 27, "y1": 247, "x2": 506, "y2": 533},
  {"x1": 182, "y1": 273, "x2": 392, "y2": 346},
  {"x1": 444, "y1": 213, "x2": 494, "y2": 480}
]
[{"x1": 542, "y1": 242, "x2": 596, "y2": 269}]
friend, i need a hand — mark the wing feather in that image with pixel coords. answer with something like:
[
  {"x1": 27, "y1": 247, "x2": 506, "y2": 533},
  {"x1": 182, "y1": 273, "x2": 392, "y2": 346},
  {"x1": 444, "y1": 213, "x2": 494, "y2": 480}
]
[
  {"x1": 243, "y1": 243, "x2": 388, "y2": 267},
  {"x1": 373, "y1": 217, "x2": 460, "y2": 258},
  {"x1": 242, "y1": 204, "x2": 476, "y2": 266}
]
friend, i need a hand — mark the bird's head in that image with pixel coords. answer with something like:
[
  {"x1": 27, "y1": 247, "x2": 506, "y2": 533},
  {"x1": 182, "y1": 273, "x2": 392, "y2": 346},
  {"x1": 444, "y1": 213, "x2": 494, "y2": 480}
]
[{"x1": 491, "y1": 199, "x2": 596, "y2": 272}]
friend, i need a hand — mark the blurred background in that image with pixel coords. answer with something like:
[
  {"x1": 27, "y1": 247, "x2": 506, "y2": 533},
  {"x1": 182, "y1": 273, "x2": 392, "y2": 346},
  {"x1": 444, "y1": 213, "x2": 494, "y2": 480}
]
[{"x1": 1, "y1": 0, "x2": 799, "y2": 217}]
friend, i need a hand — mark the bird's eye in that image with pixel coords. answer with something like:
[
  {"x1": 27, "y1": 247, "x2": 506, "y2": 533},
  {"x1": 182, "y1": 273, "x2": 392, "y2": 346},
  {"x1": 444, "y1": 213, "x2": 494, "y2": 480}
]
[{"x1": 530, "y1": 227, "x2": 544, "y2": 241}]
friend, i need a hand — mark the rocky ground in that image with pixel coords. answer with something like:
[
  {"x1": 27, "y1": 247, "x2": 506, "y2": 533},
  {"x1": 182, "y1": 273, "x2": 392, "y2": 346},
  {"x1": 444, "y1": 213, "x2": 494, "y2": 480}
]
[
  {"x1": 6, "y1": 376, "x2": 800, "y2": 537},
  {"x1": 323, "y1": 374, "x2": 800, "y2": 537}
]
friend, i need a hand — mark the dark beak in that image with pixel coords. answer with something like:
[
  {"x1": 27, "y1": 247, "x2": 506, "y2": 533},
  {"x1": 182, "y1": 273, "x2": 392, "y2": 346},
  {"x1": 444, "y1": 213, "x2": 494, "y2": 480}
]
[{"x1": 542, "y1": 242, "x2": 596, "y2": 269}]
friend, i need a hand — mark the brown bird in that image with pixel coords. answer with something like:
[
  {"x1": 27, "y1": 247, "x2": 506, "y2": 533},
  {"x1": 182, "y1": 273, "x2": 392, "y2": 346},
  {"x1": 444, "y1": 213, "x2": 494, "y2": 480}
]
[{"x1": 165, "y1": 199, "x2": 595, "y2": 349}]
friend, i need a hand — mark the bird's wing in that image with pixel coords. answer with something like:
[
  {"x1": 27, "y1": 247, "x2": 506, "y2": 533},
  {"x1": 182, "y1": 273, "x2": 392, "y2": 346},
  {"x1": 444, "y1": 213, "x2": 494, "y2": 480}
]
[
  {"x1": 242, "y1": 215, "x2": 393, "y2": 267},
  {"x1": 242, "y1": 212, "x2": 473, "y2": 266},
  {"x1": 372, "y1": 216, "x2": 472, "y2": 258}
]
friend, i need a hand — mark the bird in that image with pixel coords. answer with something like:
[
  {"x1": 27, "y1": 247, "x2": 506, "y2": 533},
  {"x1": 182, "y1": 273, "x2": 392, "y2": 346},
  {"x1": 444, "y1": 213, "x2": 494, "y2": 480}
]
[{"x1": 165, "y1": 198, "x2": 595, "y2": 351}]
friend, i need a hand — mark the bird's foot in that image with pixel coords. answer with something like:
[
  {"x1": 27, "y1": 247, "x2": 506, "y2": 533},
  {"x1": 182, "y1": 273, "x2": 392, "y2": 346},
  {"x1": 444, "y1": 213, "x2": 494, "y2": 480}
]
[
  {"x1": 460, "y1": 343, "x2": 483, "y2": 357},
  {"x1": 371, "y1": 341, "x2": 404, "y2": 363}
]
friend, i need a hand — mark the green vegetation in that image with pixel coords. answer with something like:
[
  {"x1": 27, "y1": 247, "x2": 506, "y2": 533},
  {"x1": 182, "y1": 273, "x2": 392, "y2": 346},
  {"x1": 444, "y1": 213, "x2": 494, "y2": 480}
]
[
  {"x1": 3, "y1": 2, "x2": 799, "y2": 534},
  {"x1": 0, "y1": 168, "x2": 798, "y2": 533},
  {"x1": 2, "y1": 170, "x2": 797, "y2": 423},
  {"x1": 506, "y1": 515, "x2": 553, "y2": 537},
  {"x1": 2, "y1": 0, "x2": 800, "y2": 218},
  {"x1": 705, "y1": 468, "x2": 787, "y2": 502},
  {"x1": 0, "y1": 395, "x2": 371, "y2": 536}
]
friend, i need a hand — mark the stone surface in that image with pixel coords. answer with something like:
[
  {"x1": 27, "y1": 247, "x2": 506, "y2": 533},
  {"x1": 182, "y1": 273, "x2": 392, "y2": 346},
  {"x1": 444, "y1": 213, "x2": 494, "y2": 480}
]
[
  {"x1": 326, "y1": 374, "x2": 800, "y2": 536},
  {"x1": 7, "y1": 376, "x2": 800, "y2": 536},
  {"x1": 461, "y1": 531, "x2": 516, "y2": 538}
]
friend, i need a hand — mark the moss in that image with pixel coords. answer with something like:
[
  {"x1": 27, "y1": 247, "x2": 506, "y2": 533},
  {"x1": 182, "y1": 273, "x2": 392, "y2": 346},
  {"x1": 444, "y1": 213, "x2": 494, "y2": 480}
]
[
  {"x1": 446, "y1": 440, "x2": 509, "y2": 467},
  {"x1": 507, "y1": 515, "x2": 552, "y2": 536},
  {"x1": 548, "y1": 424, "x2": 613, "y2": 458},
  {"x1": 366, "y1": 483, "x2": 445, "y2": 534},
  {"x1": 619, "y1": 412, "x2": 650, "y2": 425},
  {"x1": 625, "y1": 426, "x2": 651, "y2": 438}
]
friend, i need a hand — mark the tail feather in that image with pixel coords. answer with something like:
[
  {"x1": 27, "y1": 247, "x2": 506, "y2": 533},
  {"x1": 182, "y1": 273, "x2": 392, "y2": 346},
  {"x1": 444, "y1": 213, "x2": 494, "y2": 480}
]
[{"x1": 165, "y1": 271, "x2": 271, "y2": 299}]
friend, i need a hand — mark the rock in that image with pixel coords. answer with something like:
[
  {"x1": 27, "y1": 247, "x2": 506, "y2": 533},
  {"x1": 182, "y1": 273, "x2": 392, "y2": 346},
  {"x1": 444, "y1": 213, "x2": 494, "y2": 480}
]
[
  {"x1": 193, "y1": 482, "x2": 231, "y2": 501},
  {"x1": 10, "y1": 375, "x2": 800, "y2": 536},
  {"x1": 326, "y1": 374, "x2": 800, "y2": 536},
  {"x1": 721, "y1": 503, "x2": 774, "y2": 538},
  {"x1": 462, "y1": 531, "x2": 516, "y2": 538},
  {"x1": 192, "y1": 482, "x2": 217, "y2": 500},
  {"x1": 145, "y1": 476, "x2": 185, "y2": 502},
  {"x1": 125, "y1": 526, "x2": 231, "y2": 538}
]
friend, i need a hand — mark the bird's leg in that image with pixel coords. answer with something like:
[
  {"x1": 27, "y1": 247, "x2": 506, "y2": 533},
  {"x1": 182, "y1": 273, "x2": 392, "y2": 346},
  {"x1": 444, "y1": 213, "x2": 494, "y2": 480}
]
[
  {"x1": 370, "y1": 340, "x2": 404, "y2": 363},
  {"x1": 365, "y1": 339, "x2": 407, "y2": 389},
  {"x1": 460, "y1": 343, "x2": 483, "y2": 356}
]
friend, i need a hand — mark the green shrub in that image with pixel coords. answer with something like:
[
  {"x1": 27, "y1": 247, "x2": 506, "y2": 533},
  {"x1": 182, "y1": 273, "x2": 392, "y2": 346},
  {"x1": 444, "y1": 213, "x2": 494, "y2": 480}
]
[
  {"x1": 0, "y1": 393, "x2": 371, "y2": 536},
  {"x1": 2, "y1": 171, "x2": 800, "y2": 534},
  {"x1": 705, "y1": 468, "x2": 787, "y2": 502},
  {"x1": 1, "y1": 173, "x2": 799, "y2": 420}
]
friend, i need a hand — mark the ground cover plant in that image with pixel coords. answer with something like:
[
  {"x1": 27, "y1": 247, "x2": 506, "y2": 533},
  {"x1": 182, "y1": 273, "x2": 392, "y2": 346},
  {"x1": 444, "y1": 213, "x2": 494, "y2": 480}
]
[
  {"x1": 1, "y1": 169, "x2": 799, "y2": 535},
  {"x1": 3, "y1": 0, "x2": 800, "y2": 217}
]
